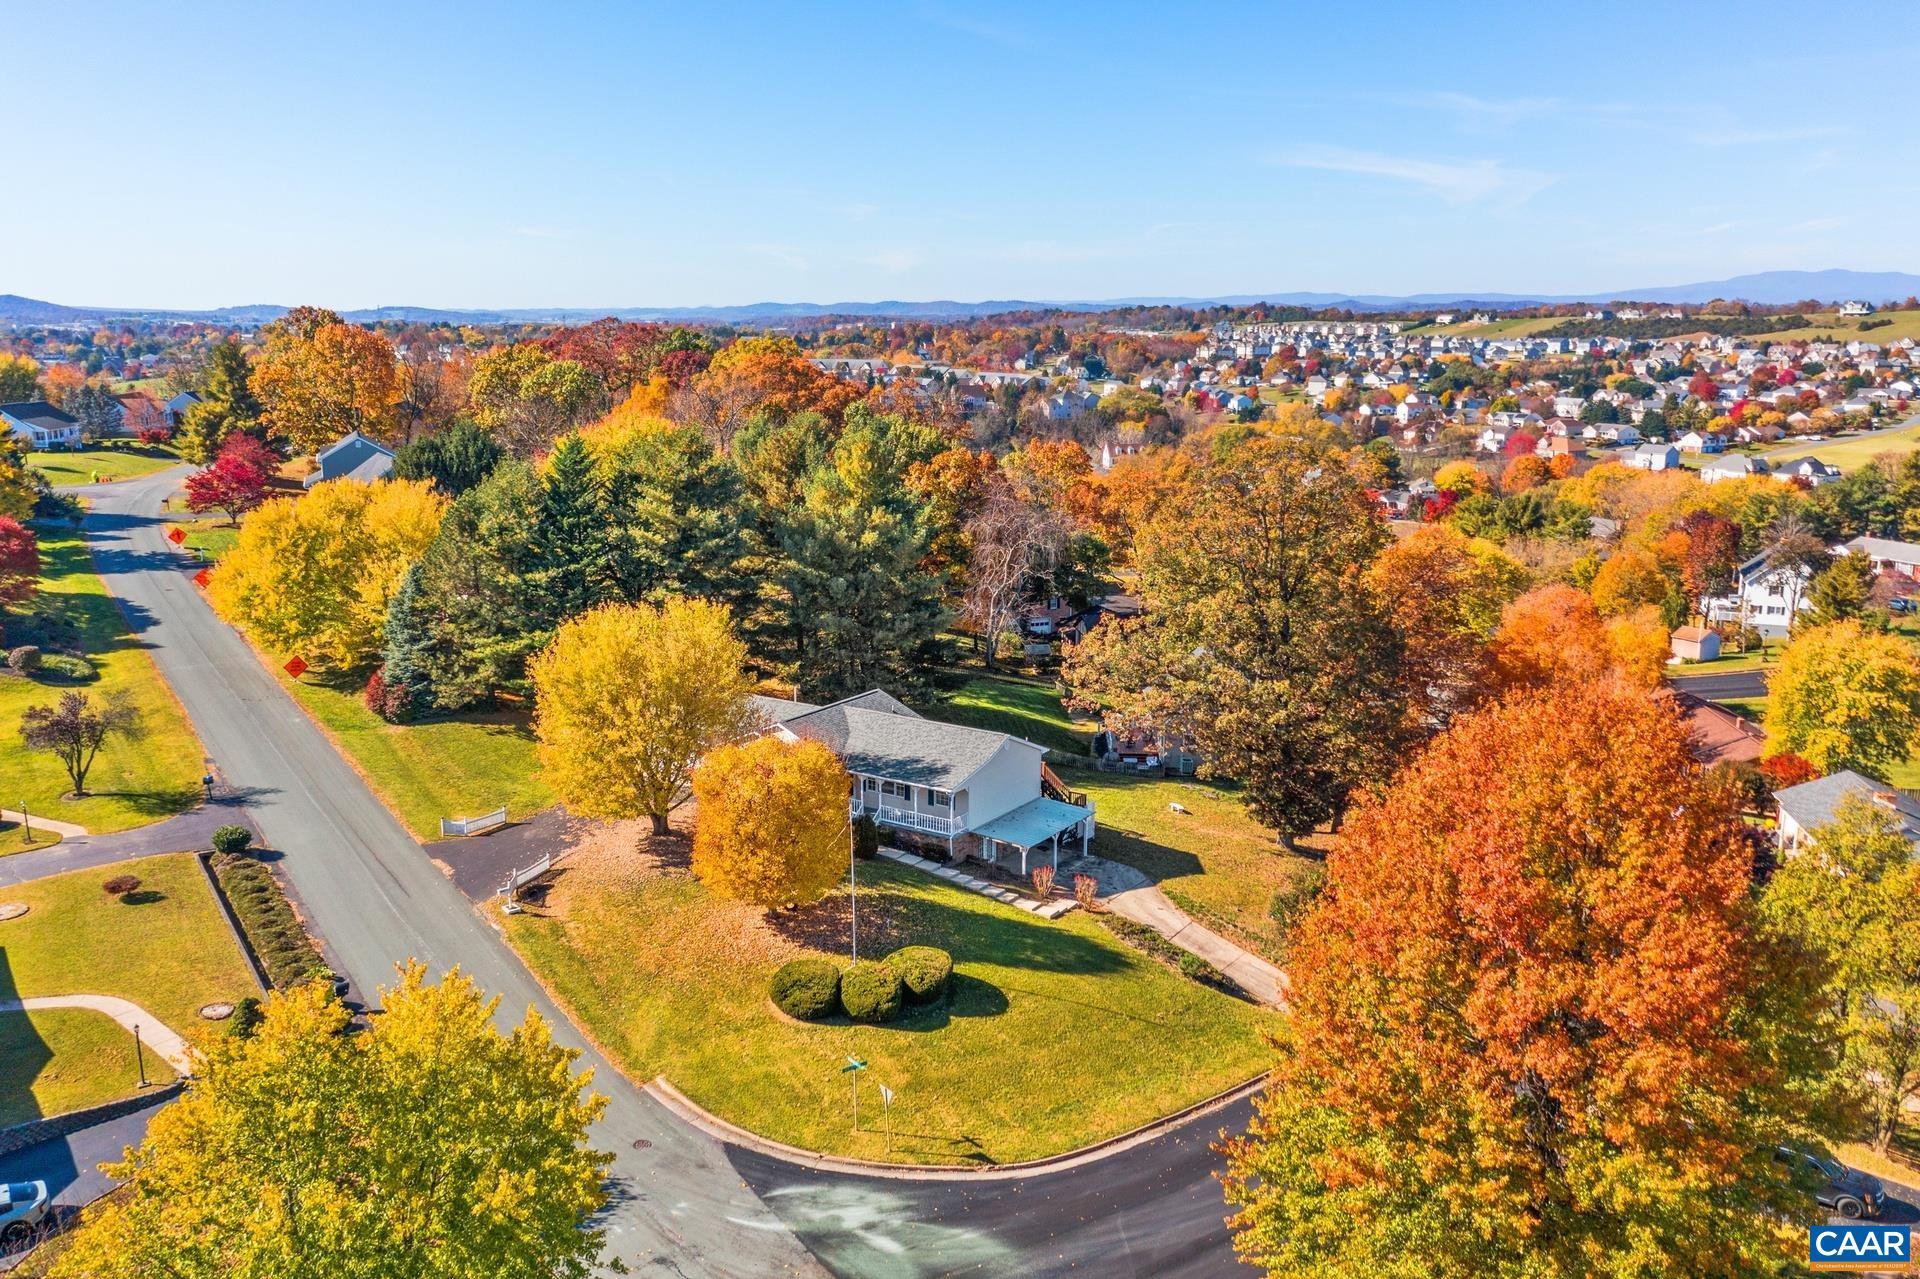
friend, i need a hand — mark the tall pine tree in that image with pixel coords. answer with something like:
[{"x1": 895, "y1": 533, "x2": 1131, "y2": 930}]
[
  {"x1": 528, "y1": 434, "x2": 613, "y2": 624},
  {"x1": 372, "y1": 561, "x2": 433, "y2": 721},
  {"x1": 177, "y1": 340, "x2": 264, "y2": 462},
  {"x1": 600, "y1": 424, "x2": 748, "y2": 606}
]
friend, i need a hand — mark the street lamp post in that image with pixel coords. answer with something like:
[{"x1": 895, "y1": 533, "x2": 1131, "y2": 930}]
[{"x1": 133, "y1": 1024, "x2": 150, "y2": 1089}]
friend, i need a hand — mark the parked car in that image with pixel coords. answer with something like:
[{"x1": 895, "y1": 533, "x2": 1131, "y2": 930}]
[
  {"x1": 1777, "y1": 1147, "x2": 1886, "y2": 1219},
  {"x1": 0, "y1": 1180, "x2": 49, "y2": 1245},
  {"x1": 1890, "y1": 597, "x2": 1917, "y2": 615}
]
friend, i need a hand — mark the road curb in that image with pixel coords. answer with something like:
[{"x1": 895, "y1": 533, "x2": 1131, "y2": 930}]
[{"x1": 646, "y1": 1071, "x2": 1266, "y2": 1181}]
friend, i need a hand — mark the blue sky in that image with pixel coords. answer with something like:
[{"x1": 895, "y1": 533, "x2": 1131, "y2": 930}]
[{"x1": 5, "y1": 1, "x2": 1914, "y2": 309}]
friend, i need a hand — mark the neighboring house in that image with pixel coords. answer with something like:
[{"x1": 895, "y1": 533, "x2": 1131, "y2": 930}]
[
  {"x1": 164, "y1": 390, "x2": 202, "y2": 426},
  {"x1": 302, "y1": 430, "x2": 396, "y2": 488},
  {"x1": 1673, "y1": 691, "x2": 1762, "y2": 766},
  {"x1": 1676, "y1": 430, "x2": 1726, "y2": 454},
  {"x1": 755, "y1": 690, "x2": 1097, "y2": 874},
  {"x1": 1705, "y1": 551, "x2": 1823, "y2": 637},
  {"x1": 0, "y1": 400, "x2": 82, "y2": 449},
  {"x1": 1840, "y1": 300, "x2": 1876, "y2": 318},
  {"x1": 1625, "y1": 442, "x2": 1680, "y2": 471},
  {"x1": 1774, "y1": 769, "x2": 1920, "y2": 854},
  {"x1": 1700, "y1": 453, "x2": 1770, "y2": 485},
  {"x1": 1841, "y1": 535, "x2": 1920, "y2": 579},
  {"x1": 1775, "y1": 456, "x2": 1843, "y2": 487},
  {"x1": 1669, "y1": 625, "x2": 1721, "y2": 662}
]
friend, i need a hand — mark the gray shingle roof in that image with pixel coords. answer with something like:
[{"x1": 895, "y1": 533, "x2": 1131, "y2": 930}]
[
  {"x1": 1, "y1": 400, "x2": 78, "y2": 431},
  {"x1": 1774, "y1": 769, "x2": 1920, "y2": 843},
  {"x1": 750, "y1": 694, "x2": 820, "y2": 726},
  {"x1": 781, "y1": 696, "x2": 1036, "y2": 789}
]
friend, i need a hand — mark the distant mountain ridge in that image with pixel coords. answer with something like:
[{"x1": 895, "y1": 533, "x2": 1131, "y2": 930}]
[{"x1": 4, "y1": 269, "x2": 1917, "y2": 327}]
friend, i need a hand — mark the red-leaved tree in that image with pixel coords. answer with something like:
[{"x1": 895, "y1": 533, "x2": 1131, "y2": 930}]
[
  {"x1": 1221, "y1": 677, "x2": 1849, "y2": 1277},
  {"x1": 0, "y1": 516, "x2": 40, "y2": 611},
  {"x1": 183, "y1": 435, "x2": 276, "y2": 525}
]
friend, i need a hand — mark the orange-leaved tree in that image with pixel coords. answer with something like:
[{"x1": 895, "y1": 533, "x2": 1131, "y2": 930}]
[
  {"x1": 1221, "y1": 677, "x2": 1848, "y2": 1278},
  {"x1": 690, "y1": 735, "x2": 851, "y2": 908},
  {"x1": 251, "y1": 307, "x2": 402, "y2": 454}
]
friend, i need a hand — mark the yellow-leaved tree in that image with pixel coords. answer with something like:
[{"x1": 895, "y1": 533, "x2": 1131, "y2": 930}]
[
  {"x1": 209, "y1": 478, "x2": 445, "y2": 671},
  {"x1": 48, "y1": 968, "x2": 609, "y2": 1279},
  {"x1": 690, "y1": 735, "x2": 851, "y2": 908},
  {"x1": 529, "y1": 597, "x2": 758, "y2": 833},
  {"x1": 250, "y1": 306, "x2": 403, "y2": 453}
]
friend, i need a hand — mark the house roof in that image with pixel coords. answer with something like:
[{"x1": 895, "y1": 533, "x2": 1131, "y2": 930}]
[
  {"x1": 969, "y1": 796, "x2": 1094, "y2": 850},
  {"x1": 1774, "y1": 769, "x2": 1920, "y2": 843},
  {"x1": 779, "y1": 691, "x2": 1043, "y2": 790},
  {"x1": 1672, "y1": 625, "x2": 1715, "y2": 642},
  {"x1": 749, "y1": 693, "x2": 821, "y2": 726},
  {"x1": 1672, "y1": 692, "x2": 1763, "y2": 766},
  {"x1": 0, "y1": 400, "x2": 78, "y2": 430},
  {"x1": 1843, "y1": 535, "x2": 1920, "y2": 563}
]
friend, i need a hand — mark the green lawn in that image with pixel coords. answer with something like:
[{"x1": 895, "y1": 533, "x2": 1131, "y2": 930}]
[
  {"x1": 26, "y1": 444, "x2": 181, "y2": 487},
  {"x1": 1668, "y1": 642, "x2": 1785, "y2": 675},
  {"x1": 164, "y1": 522, "x2": 239, "y2": 562},
  {"x1": 0, "y1": 1007, "x2": 177, "y2": 1127},
  {"x1": 0, "y1": 526, "x2": 205, "y2": 832},
  {"x1": 505, "y1": 854, "x2": 1274, "y2": 1165},
  {"x1": 1763, "y1": 420, "x2": 1920, "y2": 473},
  {"x1": 0, "y1": 852, "x2": 256, "y2": 1120},
  {"x1": 929, "y1": 675, "x2": 1093, "y2": 757},
  {"x1": 281, "y1": 675, "x2": 551, "y2": 839}
]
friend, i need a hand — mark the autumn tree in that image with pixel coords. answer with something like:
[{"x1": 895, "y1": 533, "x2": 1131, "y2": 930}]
[
  {"x1": 686, "y1": 335, "x2": 860, "y2": 437},
  {"x1": 0, "y1": 353, "x2": 37, "y2": 402},
  {"x1": 209, "y1": 478, "x2": 445, "y2": 671},
  {"x1": 530, "y1": 598, "x2": 758, "y2": 834},
  {"x1": 1800, "y1": 549, "x2": 1874, "y2": 628},
  {"x1": 0, "y1": 515, "x2": 38, "y2": 611},
  {"x1": 176, "y1": 339, "x2": 263, "y2": 463},
  {"x1": 960, "y1": 479, "x2": 1068, "y2": 667},
  {"x1": 1763, "y1": 795, "x2": 1920, "y2": 1155},
  {"x1": 468, "y1": 344, "x2": 607, "y2": 455},
  {"x1": 1499, "y1": 452, "x2": 1549, "y2": 492},
  {"x1": 20, "y1": 690, "x2": 142, "y2": 796},
  {"x1": 690, "y1": 735, "x2": 851, "y2": 908},
  {"x1": 1765, "y1": 620, "x2": 1920, "y2": 774},
  {"x1": 1488, "y1": 584, "x2": 1635, "y2": 692},
  {"x1": 1221, "y1": 678, "x2": 1847, "y2": 1279},
  {"x1": 48, "y1": 968, "x2": 609, "y2": 1279},
  {"x1": 1431, "y1": 459, "x2": 1487, "y2": 496},
  {"x1": 1364, "y1": 524, "x2": 1525, "y2": 732},
  {"x1": 1675, "y1": 509, "x2": 1741, "y2": 617},
  {"x1": 251, "y1": 307, "x2": 402, "y2": 453},
  {"x1": 182, "y1": 433, "x2": 275, "y2": 524},
  {"x1": 1065, "y1": 437, "x2": 1403, "y2": 844}
]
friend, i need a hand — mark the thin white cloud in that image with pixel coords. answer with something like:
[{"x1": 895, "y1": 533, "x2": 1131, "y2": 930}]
[
  {"x1": 741, "y1": 242, "x2": 810, "y2": 272},
  {"x1": 916, "y1": 5, "x2": 1028, "y2": 48},
  {"x1": 862, "y1": 248, "x2": 921, "y2": 273},
  {"x1": 1788, "y1": 215, "x2": 1846, "y2": 233},
  {"x1": 1690, "y1": 124, "x2": 1845, "y2": 146},
  {"x1": 1271, "y1": 146, "x2": 1555, "y2": 204}
]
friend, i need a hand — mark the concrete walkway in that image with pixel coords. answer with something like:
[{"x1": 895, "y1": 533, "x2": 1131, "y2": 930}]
[
  {"x1": 1106, "y1": 885, "x2": 1288, "y2": 1009},
  {"x1": 0, "y1": 802, "x2": 254, "y2": 888},
  {"x1": 876, "y1": 847, "x2": 1078, "y2": 918},
  {"x1": 0, "y1": 809, "x2": 88, "y2": 839},
  {"x1": 0, "y1": 995, "x2": 195, "y2": 1076}
]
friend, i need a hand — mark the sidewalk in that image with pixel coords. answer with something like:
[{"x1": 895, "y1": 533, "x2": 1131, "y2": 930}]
[
  {"x1": 1105, "y1": 884, "x2": 1289, "y2": 1009},
  {"x1": 0, "y1": 809, "x2": 88, "y2": 839},
  {"x1": 0, "y1": 802, "x2": 254, "y2": 888},
  {"x1": 0, "y1": 995, "x2": 195, "y2": 1075}
]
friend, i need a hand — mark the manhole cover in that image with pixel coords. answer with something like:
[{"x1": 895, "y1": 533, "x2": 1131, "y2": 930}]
[
  {"x1": 631, "y1": 1139, "x2": 651, "y2": 1151},
  {"x1": 0, "y1": 903, "x2": 27, "y2": 922},
  {"x1": 199, "y1": 1002, "x2": 235, "y2": 1020}
]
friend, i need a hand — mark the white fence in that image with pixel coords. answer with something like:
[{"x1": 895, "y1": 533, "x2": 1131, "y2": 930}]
[
  {"x1": 439, "y1": 806, "x2": 508, "y2": 837},
  {"x1": 500, "y1": 852, "x2": 555, "y2": 899}
]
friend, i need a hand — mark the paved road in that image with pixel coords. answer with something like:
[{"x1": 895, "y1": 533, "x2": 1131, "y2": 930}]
[
  {"x1": 74, "y1": 471, "x2": 824, "y2": 1278},
  {"x1": 0, "y1": 1095, "x2": 168, "y2": 1269},
  {"x1": 0, "y1": 801, "x2": 254, "y2": 888},
  {"x1": 62, "y1": 468, "x2": 1256, "y2": 1278},
  {"x1": 1668, "y1": 669, "x2": 1769, "y2": 701}
]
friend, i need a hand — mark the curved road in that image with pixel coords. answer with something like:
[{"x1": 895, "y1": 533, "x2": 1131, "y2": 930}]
[{"x1": 68, "y1": 468, "x2": 1251, "y2": 1278}]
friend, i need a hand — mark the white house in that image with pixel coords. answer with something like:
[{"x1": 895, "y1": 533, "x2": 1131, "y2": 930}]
[
  {"x1": 0, "y1": 401, "x2": 82, "y2": 450},
  {"x1": 1774, "y1": 770, "x2": 1920, "y2": 854},
  {"x1": 754, "y1": 690, "x2": 1096, "y2": 874},
  {"x1": 1841, "y1": 535, "x2": 1920, "y2": 580},
  {"x1": 1700, "y1": 453, "x2": 1770, "y2": 485},
  {"x1": 1676, "y1": 430, "x2": 1726, "y2": 454},
  {"x1": 1840, "y1": 300, "x2": 1876, "y2": 318},
  {"x1": 164, "y1": 390, "x2": 202, "y2": 426},
  {"x1": 1704, "y1": 550, "x2": 1822, "y2": 638},
  {"x1": 1625, "y1": 442, "x2": 1680, "y2": 471},
  {"x1": 1774, "y1": 456, "x2": 1843, "y2": 487}
]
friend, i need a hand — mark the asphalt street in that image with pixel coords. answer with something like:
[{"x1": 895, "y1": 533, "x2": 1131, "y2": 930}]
[
  {"x1": 1667, "y1": 669, "x2": 1770, "y2": 701},
  {"x1": 56, "y1": 467, "x2": 1258, "y2": 1279}
]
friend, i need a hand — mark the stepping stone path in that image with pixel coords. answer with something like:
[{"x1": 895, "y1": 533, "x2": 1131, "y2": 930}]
[{"x1": 877, "y1": 849, "x2": 1079, "y2": 919}]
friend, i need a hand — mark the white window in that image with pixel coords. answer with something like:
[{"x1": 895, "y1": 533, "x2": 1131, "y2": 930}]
[
  {"x1": 863, "y1": 777, "x2": 877, "y2": 793},
  {"x1": 926, "y1": 789, "x2": 950, "y2": 808}
]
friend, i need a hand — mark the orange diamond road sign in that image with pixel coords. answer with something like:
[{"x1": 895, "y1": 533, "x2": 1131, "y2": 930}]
[
  {"x1": 192, "y1": 569, "x2": 211, "y2": 588},
  {"x1": 283, "y1": 656, "x2": 309, "y2": 679},
  {"x1": 166, "y1": 526, "x2": 186, "y2": 545}
]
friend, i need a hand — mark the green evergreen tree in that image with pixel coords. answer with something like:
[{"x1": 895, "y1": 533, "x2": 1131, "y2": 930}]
[
  {"x1": 1801, "y1": 551, "x2": 1874, "y2": 628},
  {"x1": 600, "y1": 424, "x2": 747, "y2": 605},
  {"x1": 374, "y1": 562, "x2": 433, "y2": 720},
  {"x1": 392, "y1": 418, "x2": 504, "y2": 496},
  {"x1": 528, "y1": 434, "x2": 613, "y2": 624},
  {"x1": 176, "y1": 341, "x2": 263, "y2": 462}
]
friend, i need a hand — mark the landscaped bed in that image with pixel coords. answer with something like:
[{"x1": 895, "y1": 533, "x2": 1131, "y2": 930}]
[
  {"x1": 0, "y1": 526, "x2": 205, "y2": 832},
  {"x1": 502, "y1": 826, "x2": 1275, "y2": 1165},
  {"x1": 0, "y1": 1006, "x2": 177, "y2": 1128},
  {"x1": 0, "y1": 853, "x2": 257, "y2": 1032},
  {"x1": 209, "y1": 850, "x2": 329, "y2": 988}
]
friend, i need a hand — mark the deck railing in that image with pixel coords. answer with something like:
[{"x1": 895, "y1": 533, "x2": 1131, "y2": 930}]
[{"x1": 849, "y1": 799, "x2": 959, "y2": 836}]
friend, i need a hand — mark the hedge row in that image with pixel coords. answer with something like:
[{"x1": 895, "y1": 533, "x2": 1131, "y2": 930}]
[
  {"x1": 211, "y1": 852, "x2": 330, "y2": 990},
  {"x1": 770, "y1": 946, "x2": 954, "y2": 1024},
  {"x1": 1097, "y1": 915, "x2": 1232, "y2": 990}
]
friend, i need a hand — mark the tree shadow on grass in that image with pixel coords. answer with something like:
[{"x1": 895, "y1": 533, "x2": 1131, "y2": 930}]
[
  {"x1": 79, "y1": 786, "x2": 203, "y2": 819},
  {"x1": 119, "y1": 890, "x2": 167, "y2": 906}
]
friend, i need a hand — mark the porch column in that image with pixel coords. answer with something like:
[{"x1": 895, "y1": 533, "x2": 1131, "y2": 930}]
[{"x1": 1019, "y1": 844, "x2": 1028, "y2": 875}]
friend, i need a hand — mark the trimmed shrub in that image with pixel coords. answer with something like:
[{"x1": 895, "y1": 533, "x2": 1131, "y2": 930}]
[
  {"x1": 39, "y1": 653, "x2": 96, "y2": 681},
  {"x1": 102, "y1": 874, "x2": 141, "y2": 897},
  {"x1": 885, "y1": 945, "x2": 952, "y2": 1003},
  {"x1": 838, "y1": 961, "x2": 904, "y2": 1024},
  {"x1": 210, "y1": 824, "x2": 253, "y2": 856},
  {"x1": 851, "y1": 813, "x2": 880, "y2": 861},
  {"x1": 770, "y1": 957, "x2": 841, "y2": 1021},
  {"x1": 7, "y1": 645, "x2": 40, "y2": 673},
  {"x1": 226, "y1": 995, "x2": 264, "y2": 1039}
]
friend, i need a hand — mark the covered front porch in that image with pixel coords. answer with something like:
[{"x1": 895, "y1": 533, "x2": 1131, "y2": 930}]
[{"x1": 971, "y1": 797, "x2": 1096, "y2": 875}]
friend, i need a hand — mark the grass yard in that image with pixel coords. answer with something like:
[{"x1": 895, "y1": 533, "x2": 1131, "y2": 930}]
[
  {"x1": 1758, "y1": 311, "x2": 1920, "y2": 345},
  {"x1": 1763, "y1": 420, "x2": 1920, "y2": 473},
  {"x1": 0, "y1": 526, "x2": 204, "y2": 832},
  {"x1": 0, "y1": 853, "x2": 256, "y2": 1123},
  {"x1": 929, "y1": 674, "x2": 1092, "y2": 757},
  {"x1": 25, "y1": 444, "x2": 180, "y2": 487},
  {"x1": 281, "y1": 674, "x2": 551, "y2": 839},
  {"x1": 163, "y1": 522, "x2": 239, "y2": 562},
  {"x1": 504, "y1": 845, "x2": 1274, "y2": 1165},
  {"x1": 0, "y1": 1007, "x2": 177, "y2": 1127},
  {"x1": 1, "y1": 824, "x2": 63, "y2": 856}
]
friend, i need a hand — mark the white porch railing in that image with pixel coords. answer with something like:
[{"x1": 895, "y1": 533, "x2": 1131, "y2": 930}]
[{"x1": 849, "y1": 799, "x2": 959, "y2": 837}]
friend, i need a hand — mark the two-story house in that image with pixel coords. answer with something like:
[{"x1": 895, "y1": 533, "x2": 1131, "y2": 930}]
[{"x1": 753, "y1": 690, "x2": 1096, "y2": 875}]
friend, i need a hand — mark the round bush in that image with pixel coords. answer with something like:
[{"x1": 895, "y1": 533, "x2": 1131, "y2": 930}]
[
  {"x1": 211, "y1": 824, "x2": 253, "y2": 856},
  {"x1": 885, "y1": 946, "x2": 952, "y2": 1003},
  {"x1": 7, "y1": 645, "x2": 40, "y2": 673},
  {"x1": 770, "y1": 958, "x2": 841, "y2": 1021},
  {"x1": 838, "y1": 961, "x2": 904, "y2": 1024},
  {"x1": 39, "y1": 653, "x2": 96, "y2": 681}
]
